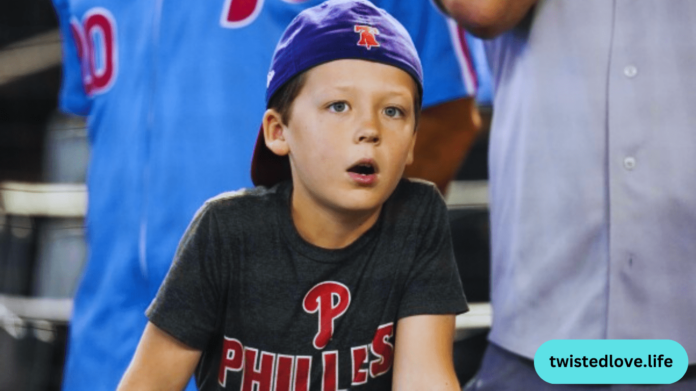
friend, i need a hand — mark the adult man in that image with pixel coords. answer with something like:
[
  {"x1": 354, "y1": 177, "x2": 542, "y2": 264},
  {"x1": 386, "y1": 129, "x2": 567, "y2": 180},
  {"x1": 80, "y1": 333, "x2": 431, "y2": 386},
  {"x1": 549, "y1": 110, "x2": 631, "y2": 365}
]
[
  {"x1": 439, "y1": 0, "x2": 696, "y2": 388},
  {"x1": 52, "y1": 0, "x2": 481, "y2": 389}
]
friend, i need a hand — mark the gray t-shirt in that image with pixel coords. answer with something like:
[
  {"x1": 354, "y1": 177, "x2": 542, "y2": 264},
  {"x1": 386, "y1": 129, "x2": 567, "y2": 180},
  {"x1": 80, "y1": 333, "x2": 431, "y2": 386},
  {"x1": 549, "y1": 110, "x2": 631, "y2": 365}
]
[{"x1": 147, "y1": 179, "x2": 467, "y2": 390}]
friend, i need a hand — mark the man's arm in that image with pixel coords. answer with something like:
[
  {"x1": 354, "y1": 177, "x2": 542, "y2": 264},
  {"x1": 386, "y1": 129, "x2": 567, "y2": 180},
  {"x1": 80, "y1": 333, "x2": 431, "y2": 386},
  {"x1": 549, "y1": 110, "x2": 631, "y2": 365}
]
[
  {"x1": 117, "y1": 322, "x2": 201, "y2": 391},
  {"x1": 392, "y1": 314, "x2": 459, "y2": 391},
  {"x1": 437, "y1": 0, "x2": 538, "y2": 39},
  {"x1": 405, "y1": 97, "x2": 481, "y2": 194}
]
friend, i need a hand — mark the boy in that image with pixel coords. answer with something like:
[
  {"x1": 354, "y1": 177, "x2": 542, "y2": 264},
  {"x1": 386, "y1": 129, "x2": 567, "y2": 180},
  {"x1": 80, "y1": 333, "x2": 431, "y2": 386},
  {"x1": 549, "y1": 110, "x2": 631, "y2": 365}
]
[{"x1": 118, "y1": 0, "x2": 467, "y2": 389}]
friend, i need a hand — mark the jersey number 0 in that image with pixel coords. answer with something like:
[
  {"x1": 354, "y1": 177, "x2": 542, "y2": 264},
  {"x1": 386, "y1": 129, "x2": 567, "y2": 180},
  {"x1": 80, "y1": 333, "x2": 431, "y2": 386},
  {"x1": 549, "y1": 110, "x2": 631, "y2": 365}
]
[{"x1": 70, "y1": 7, "x2": 118, "y2": 96}]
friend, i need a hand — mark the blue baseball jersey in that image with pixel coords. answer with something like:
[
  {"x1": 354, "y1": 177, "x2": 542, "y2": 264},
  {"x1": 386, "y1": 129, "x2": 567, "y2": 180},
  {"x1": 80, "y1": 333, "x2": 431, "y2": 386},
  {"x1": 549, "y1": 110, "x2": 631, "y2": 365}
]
[{"x1": 53, "y1": 0, "x2": 479, "y2": 389}]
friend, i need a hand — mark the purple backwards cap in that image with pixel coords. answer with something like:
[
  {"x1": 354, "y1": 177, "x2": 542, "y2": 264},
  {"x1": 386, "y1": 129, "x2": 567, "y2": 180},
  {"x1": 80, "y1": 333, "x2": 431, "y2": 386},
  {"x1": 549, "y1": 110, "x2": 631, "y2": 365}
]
[{"x1": 251, "y1": 0, "x2": 424, "y2": 187}]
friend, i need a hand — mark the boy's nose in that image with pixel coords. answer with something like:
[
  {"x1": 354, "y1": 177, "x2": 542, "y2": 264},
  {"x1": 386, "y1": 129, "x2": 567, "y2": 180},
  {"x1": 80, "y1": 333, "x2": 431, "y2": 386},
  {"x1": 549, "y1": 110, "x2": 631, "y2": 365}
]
[
  {"x1": 357, "y1": 130, "x2": 380, "y2": 144},
  {"x1": 354, "y1": 115, "x2": 381, "y2": 144}
]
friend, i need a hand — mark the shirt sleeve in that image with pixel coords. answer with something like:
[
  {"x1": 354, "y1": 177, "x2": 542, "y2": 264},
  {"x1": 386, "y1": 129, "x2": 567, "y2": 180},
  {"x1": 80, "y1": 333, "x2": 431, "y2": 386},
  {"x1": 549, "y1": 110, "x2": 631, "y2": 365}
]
[
  {"x1": 397, "y1": 186, "x2": 469, "y2": 320},
  {"x1": 376, "y1": 0, "x2": 478, "y2": 108},
  {"x1": 52, "y1": 0, "x2": 91, "y2": 115},
  {"x1": 146, "y1": 202, "x2": 228, "y2": 350}
]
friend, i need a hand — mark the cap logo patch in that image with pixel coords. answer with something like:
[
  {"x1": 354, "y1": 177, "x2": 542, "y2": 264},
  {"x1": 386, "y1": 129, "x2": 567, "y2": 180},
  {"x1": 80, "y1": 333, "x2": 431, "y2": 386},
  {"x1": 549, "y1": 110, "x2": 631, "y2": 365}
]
[{"x1": 354, "y1": 25, "x2": 380, "y2": 50}]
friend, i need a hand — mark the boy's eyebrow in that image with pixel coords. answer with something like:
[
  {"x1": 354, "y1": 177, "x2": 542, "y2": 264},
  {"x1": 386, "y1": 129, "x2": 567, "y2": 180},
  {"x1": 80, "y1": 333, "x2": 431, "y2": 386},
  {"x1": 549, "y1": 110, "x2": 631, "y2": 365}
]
[{"x1": 315, "y1": 84, "x2": 414, "y2": 99}]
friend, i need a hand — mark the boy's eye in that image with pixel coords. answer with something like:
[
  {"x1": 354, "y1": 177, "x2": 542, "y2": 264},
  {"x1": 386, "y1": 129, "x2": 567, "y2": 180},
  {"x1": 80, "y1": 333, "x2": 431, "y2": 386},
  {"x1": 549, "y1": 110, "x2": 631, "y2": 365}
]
[
  {"x1": 384, "y1": 106, "x2": 404, "y2": 118},
  {"x1": 328, "y1": 102, "x2": 348, "y2": 113}
]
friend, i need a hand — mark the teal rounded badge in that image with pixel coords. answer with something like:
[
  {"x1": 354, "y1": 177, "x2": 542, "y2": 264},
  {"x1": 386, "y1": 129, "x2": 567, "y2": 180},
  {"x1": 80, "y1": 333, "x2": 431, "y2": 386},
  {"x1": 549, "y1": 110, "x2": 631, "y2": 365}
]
[{"x1": 534, "y1": 340, "x2": 688, "y2": 384}]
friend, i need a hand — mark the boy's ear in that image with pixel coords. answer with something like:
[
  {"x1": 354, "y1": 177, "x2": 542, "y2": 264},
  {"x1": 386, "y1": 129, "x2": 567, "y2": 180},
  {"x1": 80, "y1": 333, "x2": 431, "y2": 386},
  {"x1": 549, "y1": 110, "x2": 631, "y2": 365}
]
[
  {"x1": 405, "y1": 132, "x2": 417, "y2": 166},
  {"x1": 262, "y1": 109, "x2": 290, "y2": 156}
]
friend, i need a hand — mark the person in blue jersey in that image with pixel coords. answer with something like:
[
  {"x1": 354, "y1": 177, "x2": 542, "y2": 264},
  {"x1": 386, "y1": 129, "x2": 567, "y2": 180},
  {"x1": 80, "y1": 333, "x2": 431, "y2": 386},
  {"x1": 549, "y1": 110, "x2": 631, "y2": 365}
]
[
  {"x1": 118, "y1": 4, "x2": 468, "y2": 389},
  {"x1": 52, "y1": 0, "x2": 482, "y2": 389}
]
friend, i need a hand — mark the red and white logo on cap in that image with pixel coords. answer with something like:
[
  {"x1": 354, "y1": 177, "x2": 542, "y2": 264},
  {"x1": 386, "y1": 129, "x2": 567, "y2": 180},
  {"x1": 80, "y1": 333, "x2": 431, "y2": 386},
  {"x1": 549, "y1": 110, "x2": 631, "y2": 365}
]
[{"x1": 354, "y1": 25, "x2": 380, "y2": 50}]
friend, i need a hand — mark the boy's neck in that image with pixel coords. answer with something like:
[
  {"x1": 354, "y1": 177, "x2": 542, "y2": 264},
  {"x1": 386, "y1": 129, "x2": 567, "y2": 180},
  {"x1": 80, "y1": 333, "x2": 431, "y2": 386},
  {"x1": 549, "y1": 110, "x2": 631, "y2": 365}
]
[{"x1": 290, "y1": 189, "x2": 382, "y2": 250}]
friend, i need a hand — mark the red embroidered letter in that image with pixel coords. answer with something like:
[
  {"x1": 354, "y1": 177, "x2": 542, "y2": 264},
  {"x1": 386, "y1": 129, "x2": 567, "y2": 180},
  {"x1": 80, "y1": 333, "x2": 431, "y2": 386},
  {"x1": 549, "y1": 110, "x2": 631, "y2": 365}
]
[
  {"x1": 241, "y1": 348, "x2": 275, "y2": 391},
  {"x1": 354, "y1": 25, "x2": 380, "y2": 50},
  {"x1": 322, "y1": 351, "x2": 339, "y2": 391},
  {"x1": 218, "y1": 337, "x2": 244, "y2": 387},
  {"x1": 220, "y1": 0, "x2": 312, "y2": 28},
  {"x1": 274, "y1": 355, "x2": 294, "y2": 391},
  {"x1": 220, "y1": 0, "x2": 263, "y2": 28},
  {"x1": 303, "y1": 281, "x2": 351, "y2": 350},
  {"x1": 294, "y1": 356, "x2": 312, "y2": 391},
  {"x1": 370, "y1": 323, "x2": 394, "y2": 378},
  {"x1": 351, "y1": 345, "x2": 369, "y2": 385}
]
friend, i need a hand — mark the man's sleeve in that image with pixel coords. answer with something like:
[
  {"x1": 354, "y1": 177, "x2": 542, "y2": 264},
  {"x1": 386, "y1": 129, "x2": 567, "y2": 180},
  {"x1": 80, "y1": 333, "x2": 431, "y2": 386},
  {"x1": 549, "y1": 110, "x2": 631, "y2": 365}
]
[
  {"x1": 397, "y1": 187, "x2": 469, "y2": 320},
  {"x1": 146, "y1": 202, "x2": 227, "y2": 350},
  {"x1": 52, "y1": 0, "x2": 91, "y2": 115},
  {"x1": 377, "y1": 0, "x2": 478, "y2": 108}
]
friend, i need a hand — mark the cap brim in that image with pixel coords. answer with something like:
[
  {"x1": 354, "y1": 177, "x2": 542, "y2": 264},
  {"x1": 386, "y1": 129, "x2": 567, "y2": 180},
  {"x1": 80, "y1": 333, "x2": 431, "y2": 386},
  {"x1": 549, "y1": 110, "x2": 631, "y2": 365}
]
[{"x1": 251, "y1": 124, "x2": 292, "y2": 187}]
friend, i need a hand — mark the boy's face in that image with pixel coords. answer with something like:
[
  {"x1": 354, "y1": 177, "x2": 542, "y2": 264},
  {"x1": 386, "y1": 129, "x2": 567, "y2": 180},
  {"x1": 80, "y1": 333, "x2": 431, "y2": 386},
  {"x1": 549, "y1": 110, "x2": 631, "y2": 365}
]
[{"x1": 266, "y1": 59, "x2": 418, "y2": 215}]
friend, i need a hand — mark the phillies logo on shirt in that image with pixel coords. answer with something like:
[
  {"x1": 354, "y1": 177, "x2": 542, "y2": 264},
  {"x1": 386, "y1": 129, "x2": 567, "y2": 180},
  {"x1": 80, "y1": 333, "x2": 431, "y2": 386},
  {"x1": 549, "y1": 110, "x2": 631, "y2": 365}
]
[
  {"x1": 303, "y1": 281, "x2": 351, "y2": 350},
  {"x1": 218, "y1": 281, "x2": 395, "y2": 390},
  {"x1": 354, "y1": 25, "x2": 380, "y2": 50}
]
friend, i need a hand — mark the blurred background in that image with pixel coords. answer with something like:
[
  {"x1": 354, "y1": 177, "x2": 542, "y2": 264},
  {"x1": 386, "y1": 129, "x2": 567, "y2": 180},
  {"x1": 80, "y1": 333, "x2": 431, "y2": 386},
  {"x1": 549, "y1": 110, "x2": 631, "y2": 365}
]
[
  {"x1": 0, "y1": 1, "x2": 88, "y2": 389},
  {"x1": 0, "y1": 1, "x2": 493, "y2": 389}
]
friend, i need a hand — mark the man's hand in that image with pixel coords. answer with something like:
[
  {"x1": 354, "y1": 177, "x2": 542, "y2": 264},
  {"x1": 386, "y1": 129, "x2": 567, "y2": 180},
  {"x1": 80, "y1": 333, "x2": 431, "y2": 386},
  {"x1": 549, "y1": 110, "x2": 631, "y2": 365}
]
[{"x1": 392, "y1": 314, "x2": 460, "y2": 391}]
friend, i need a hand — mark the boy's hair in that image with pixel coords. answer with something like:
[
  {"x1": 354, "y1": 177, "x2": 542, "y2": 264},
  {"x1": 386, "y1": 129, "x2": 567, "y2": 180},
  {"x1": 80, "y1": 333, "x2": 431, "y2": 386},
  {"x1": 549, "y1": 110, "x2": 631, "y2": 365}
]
[
  {"x1": 267, "y1": 70, "x2": 423, "y2": 129},
  {"x1": 251, "y1": 0, "x2": 424, "y2": 188},
  {"x1": 266, "y1": 73, "x2": 307, "y2": 127}
]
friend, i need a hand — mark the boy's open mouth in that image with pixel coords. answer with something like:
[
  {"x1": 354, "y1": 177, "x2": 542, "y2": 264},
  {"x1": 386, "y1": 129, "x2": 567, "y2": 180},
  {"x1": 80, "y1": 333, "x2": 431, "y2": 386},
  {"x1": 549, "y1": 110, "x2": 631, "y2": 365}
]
[
  {"x1": 348, "y1": 162, "x2": 376, "y2": 176},
  {"x1": 347, "y1": 159, "x2": 380, "y2": 186}
]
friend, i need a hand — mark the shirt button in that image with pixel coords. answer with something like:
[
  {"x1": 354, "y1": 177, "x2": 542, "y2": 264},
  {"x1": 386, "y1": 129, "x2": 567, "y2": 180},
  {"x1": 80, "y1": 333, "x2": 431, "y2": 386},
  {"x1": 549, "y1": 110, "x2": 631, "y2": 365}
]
[
  {"x1": 624, "y1": 157, "x2": 636, "y2": 170},
  {"x1": 624, "y1": 65, "x2": 638, "y2": 78}
]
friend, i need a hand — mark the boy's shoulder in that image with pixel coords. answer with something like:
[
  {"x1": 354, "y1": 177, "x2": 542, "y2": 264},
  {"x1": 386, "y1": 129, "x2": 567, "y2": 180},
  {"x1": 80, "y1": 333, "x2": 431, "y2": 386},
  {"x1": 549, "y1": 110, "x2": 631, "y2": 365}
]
[
  {"x1": 391, "y1": 177, "x2": 443, "y2": 206},
  {"x1": 397, "y1": 177, "x2": 440, "y2": 193},
  {"x1": 197, "y1": 184, "x2": 286, "y2": 226},
  {"x1": 383, "y1": 178, "x2": 447, "y2": 223},
  {"x1": 206, "y1": 185, "x2": 280, "y2": 206}
]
